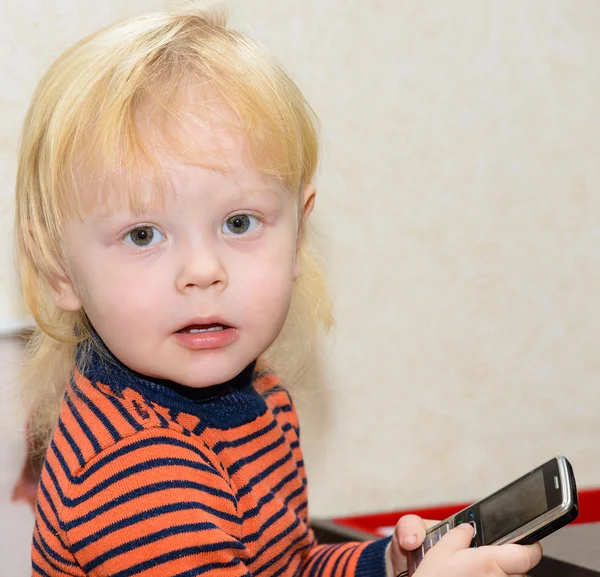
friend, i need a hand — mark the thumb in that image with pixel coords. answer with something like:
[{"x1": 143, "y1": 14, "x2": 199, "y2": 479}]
[{"x1": 430, "y1": 523, "x2": 474, "y2": 555}]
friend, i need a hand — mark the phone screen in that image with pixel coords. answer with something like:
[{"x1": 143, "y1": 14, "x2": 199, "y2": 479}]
[{"x1": 480, "y1": 469, "x2": 549, "y2": 543}]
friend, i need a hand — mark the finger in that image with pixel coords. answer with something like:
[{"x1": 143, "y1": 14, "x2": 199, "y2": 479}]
[
  {"x1": 492, "y1": 543, "x2": 543, "y2": 575},
  {"x1": 396, "y1": 514, "x2": 429, "y2": 550},
  {"x1": 426, "y1": 523, "x2": 474, "y2": 555}
]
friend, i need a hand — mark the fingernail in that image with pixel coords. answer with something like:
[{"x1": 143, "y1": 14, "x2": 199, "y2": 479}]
[
  {"x1": 401, "y1": 535, "x2": 418, "y2": 546},
  {"x1": 458, "y1": 523, "x2": 473, "y2": 532}
]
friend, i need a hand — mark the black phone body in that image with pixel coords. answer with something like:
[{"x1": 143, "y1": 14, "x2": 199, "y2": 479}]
[{"x1": 408, "y1": 456, "x2": 578, "y2": 575}]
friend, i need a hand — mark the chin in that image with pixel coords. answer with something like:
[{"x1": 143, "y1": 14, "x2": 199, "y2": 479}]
[{"x1": 172, "y1": 364, "x2": 248, "y2": 388}]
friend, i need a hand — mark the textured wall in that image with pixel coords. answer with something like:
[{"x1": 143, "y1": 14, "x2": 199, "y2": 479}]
[
  {"x1": 229, "y1": 0, "x2": 600, "y2": 517},
  {"x1": 0, "y1": 0, "x2": 168, "y2": 332},
  {"x1": 2, "y1": 1, "x2": 600, "y2": 519}
]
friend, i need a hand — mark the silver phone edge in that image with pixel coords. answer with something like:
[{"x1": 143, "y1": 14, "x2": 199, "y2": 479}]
[{"x1": 407, "y1": 456, "x2": 575, "y2": 576}]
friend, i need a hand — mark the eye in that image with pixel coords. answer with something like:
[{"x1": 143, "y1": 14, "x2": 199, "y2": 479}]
[
  {"x1": 124, "y1": 226, "x2": 165, "y2": 247},
  {"x1": 222, "y1": 214, "x2": 260, "y2": 236}
]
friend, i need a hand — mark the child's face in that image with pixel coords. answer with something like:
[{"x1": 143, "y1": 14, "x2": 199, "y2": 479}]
[{"x1": 53, "y1": 123, "x2": 314, "y2": 387}]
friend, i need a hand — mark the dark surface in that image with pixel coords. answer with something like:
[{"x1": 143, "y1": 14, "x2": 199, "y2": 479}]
[
  {"x1": 530, "y1": 557, "x2": 600, "y2": 577},
  {"x1": 310, "y1": 519, "x2": 600, "y2": 577}
]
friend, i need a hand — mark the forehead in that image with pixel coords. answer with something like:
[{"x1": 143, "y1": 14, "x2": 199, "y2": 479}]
[{"x1": 77, "y1": 91, "x2": 287, "y2": 215}]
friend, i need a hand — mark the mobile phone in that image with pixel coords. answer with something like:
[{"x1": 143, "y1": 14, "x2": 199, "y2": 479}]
[{"x1": 407, "y1": 456, "x2": 578, "y2": 575}]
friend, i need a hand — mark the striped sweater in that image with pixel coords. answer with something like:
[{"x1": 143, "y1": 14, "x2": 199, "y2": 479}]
[{"x1": 32, "y1": 344, "x2": 389, "y2": 576}]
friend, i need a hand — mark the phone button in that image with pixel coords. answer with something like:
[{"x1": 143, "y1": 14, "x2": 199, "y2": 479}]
[
  {"x1": 424, "y1": 523, "x2": 450, "y2": 550},
  {"x1": 468, "y1": 521, "x2": 477, "y2": 536},
  {"x1": 468, "y1": 521, "x2": 478, "y2": 548}
]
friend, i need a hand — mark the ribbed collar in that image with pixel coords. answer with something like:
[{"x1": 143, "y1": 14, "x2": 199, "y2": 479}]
[{"x1": 75, "y1": 332, "x2": 265, "y2": 428}]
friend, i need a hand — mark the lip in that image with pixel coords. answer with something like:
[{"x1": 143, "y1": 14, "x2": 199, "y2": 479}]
[
  {"x1": 173, "y1": 316, "x2": 239, "y2": 351},
  {"x1": 174, "y1": 316, "x2": 234, "y2": 333}
]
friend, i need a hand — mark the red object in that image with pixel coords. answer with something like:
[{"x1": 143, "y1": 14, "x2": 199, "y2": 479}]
[{"x1": 332, "y1": 487, "x2": 600, "y2": 538}]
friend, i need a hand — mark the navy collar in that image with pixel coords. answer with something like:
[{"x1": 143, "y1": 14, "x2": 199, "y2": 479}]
[{"x1": 75, "y1": 332, "x2": 265, "y2": 428}]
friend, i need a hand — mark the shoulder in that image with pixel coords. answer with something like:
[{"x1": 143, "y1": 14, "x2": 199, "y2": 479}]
[
  {"x1": 51, "y1": 368, "x2": 225, "y2": 480},
  {"x1": 39, "y1": 422, "x2": 237, "y2": 530},
  {"x1": 253, "y1": 359, "x2": 298, "y2": 429},
  {"x1": 36, "y1": 426, "x2": 242, "y2": 571}
]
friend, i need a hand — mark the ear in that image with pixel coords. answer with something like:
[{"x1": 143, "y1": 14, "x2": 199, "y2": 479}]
[
  {"x1": 294, "y1": 184, "x2": 316, "y2": 279},
  {"x1": 22, "y1": 220, "x2": 83, "y2": 312},
  {"x1": 48, "y1": 275, "x2": 82, "y2": 312},
  {"x1": 299, "y1": 183, "x2": 316, "y2": 228}
]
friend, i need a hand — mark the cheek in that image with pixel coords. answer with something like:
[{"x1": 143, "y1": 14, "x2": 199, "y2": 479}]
[
  {"x1": 235, "y1": 246, "x2": 296, "y2": 322},
  {"x1": 73, "y1": 256, "x2": 165, "y2": 325}
]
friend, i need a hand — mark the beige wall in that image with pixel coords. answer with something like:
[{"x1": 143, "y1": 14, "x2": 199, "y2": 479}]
[
  {"x1": 229, "y1": 0, "x2": 600, "y2": 517},
  {"x1": 2, "y1": 0, "x2": 600, "y2": 520}
]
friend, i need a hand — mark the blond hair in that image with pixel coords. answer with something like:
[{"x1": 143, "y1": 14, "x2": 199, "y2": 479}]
[{"x1": 15, "y1": 8, "x2": 332, "y2": 453}]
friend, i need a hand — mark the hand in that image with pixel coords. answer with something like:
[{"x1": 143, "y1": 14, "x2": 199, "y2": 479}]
[
  {"x1": 414, "y1": 523, "x2": 543, "y2": 577},
  {"x1": 385, "y1": 514, "x2": 439, "y2": 577}
]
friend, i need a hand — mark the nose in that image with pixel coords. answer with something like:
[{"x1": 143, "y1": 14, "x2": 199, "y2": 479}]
[{"x1": 175, "y1": 236, "x2": 228, "y2": 293}]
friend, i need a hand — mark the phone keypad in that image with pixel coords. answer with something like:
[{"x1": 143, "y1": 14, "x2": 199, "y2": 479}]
[{"x1": 413, "y1": 523, "x2": 450, "y2": 569}]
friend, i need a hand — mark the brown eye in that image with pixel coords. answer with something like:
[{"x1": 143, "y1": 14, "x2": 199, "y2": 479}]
[
  {"x1": 222, "y1": 214, "x2": 259, "y2": 235},
  {"x1": 125, "y1": 226, "x2": 163, "y2": 247}
]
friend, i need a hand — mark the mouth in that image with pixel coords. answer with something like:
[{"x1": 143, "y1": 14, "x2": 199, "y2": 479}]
[{"x1": 177, "y1": 323, "x2": 231, "y2": 334}]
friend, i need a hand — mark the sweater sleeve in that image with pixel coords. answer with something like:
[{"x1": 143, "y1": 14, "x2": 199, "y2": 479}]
[
  {"x1": 60, "y1": 428, "x2": 251, "y2": 576},
  {"x1": 299, "y1": 537, "x2": 392, "y2": 577},
  {"x1": 54, "y1": 424, "x2": 390, "y2": 577}
]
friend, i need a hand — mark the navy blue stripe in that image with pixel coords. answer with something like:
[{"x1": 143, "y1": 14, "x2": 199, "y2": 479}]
[
  {"x1": 72, "y1": 435, "x2": 215, "y2": 483},
  {"x1": 41, "y1": 456, "x2": 77, "y2": 527},
  {"x1": 325, "y1": 545, "x2": 354, "y2": 577},
  {"x1": 33, "y1": 534, "x2": 77, "y2": 571},
  {"x1": 244, "y1": 482, "x2": 305, "y2": 544},
  {"x1": 45, "y1": 451, "x2": 225, "y2": 511},
  {"x1": 37, "y1": 479, "x2": 63, "y2": 531},
  {"x1": 249, "y1": 514, "x2": 303, "y2": 565},
  {"x1": 242, "y1": 469, "x2": 298, "y2": 522},
  {"x1": 103, "y1": 392, "x2": 144, "y2": 432},
  {"x1": 31, "y1": 560, "x2": 51, "y2": 577},
  {"x1": 84, "y1": 521, "x2": 241, "y2": 572},
  {"x1": 295, "y1": 500, "x2": 308, "y2": 517},
  {"x1": 172, "y1": 558, "x2": 249, "y2": 577},
  {"x1": 63, "y1": 479, "x2": 236, "y2": 531},
  {"x1": 269, "y1": 554, "x2": 301, "y2": 577},
  {"x1": 243, "y1": 505, "x2": 289, "y2": 546},
  {"x1": 36, "y1": 501, "x2": 70, "y2": 551},
  {"x1": 272, "y1": 404, "x2": 293, "y2": 416},
  {"x1": 66, "y1": 387, "x2": 101, "y2": 453},
  {"x1": 252, "y1": 533, "x2": 308, "y2": 576},
  {"x1": 64, "y1": 457, "x2": 222, "y2": 505},
  {"x1": 260, "y1": 384, "x2": 286, "y2": 400},
  {"x1": 108, "y1": 542, "x2": 246, "y2": 577},
  {"x1": 212, "y1": 419, "x2": 277, "y2": 453},
  {"x1": 71, "y1": 378, "x2": 121, "y2": 442},
  {"x1": 339, "y1": 544, "x2": 357, "y2": 576},
  {"x1": 48, "y1": 439, "x2": 72, "y2": 483},
  {"x1": 306, "y1": 545, "x2": 334, "y2": 576},
  {"x1": 152, "y1": 405, "x2": 170, "y2": 428},
  {"x1": 71, "y1": 500, "x2": 240, "y2": 552},
  {"x1": 191, "y1": 420, "x2": 206, "y2": 436},
  {"x1": 328, "y1": 545, "x2": 349, "y2": 577},
  {"x1": 271, "y1": 543, "x2": 310, "y2": 577},
  {"x1": 57, "y1": 420, "x2": 85, "y2": 468},
  {"x1": 308, "y1": 543, "x2": 342, "y2": 577},
  {"x1": 228, "y1": 436, "x2": 286, "y2": 476},
  {"x1": 237, "y1": 449, "x2": 294, "y2": 498}
]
